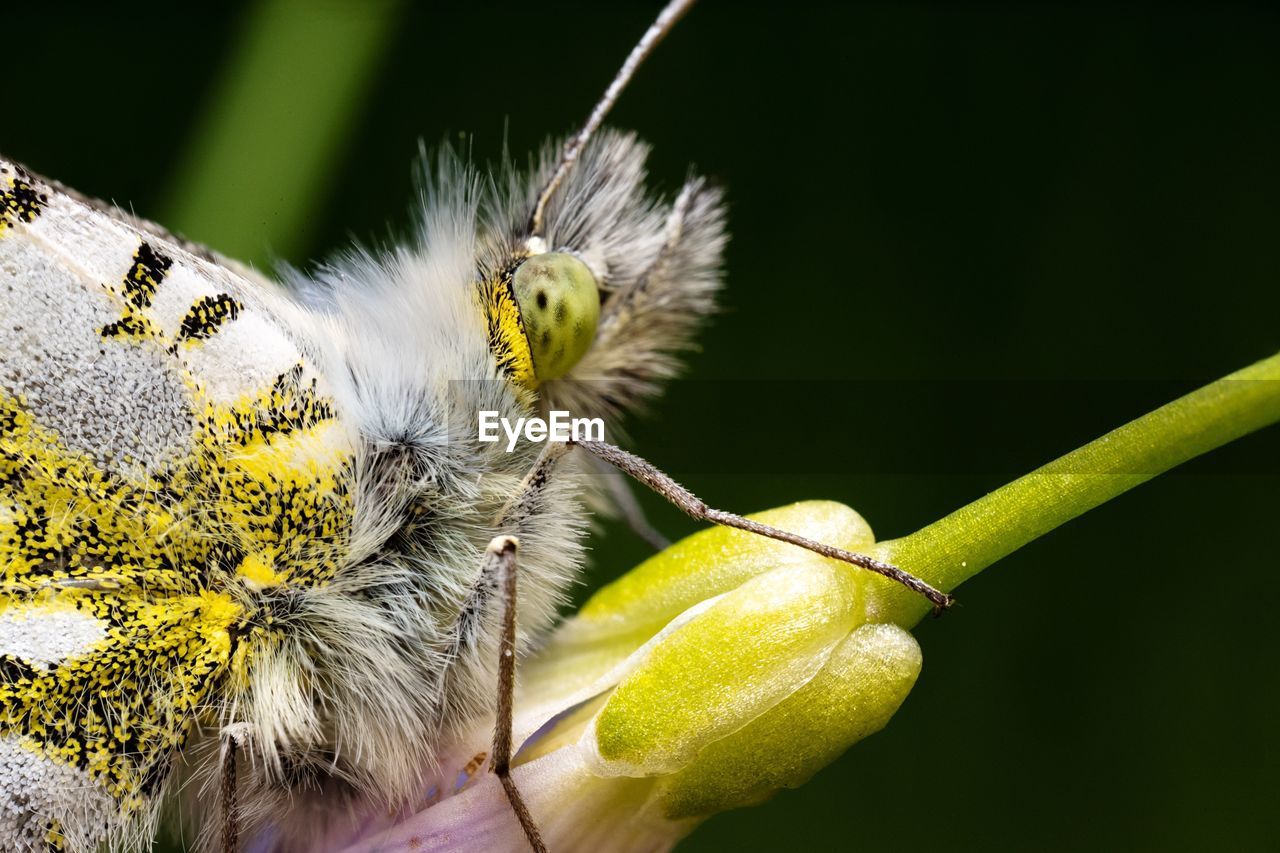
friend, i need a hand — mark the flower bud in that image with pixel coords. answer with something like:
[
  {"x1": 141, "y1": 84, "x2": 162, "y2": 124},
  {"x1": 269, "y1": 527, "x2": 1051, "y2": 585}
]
[{"x1": 322, "y1": 502, "x2": 923, "y2": 853}]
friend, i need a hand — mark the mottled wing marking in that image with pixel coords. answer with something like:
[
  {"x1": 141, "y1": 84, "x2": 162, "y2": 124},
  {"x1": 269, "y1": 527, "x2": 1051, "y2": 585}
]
[
  {"x1": 0, "y1": 158, "x2": 354, "y2": 850},
  {"x1": 99, "y1": 242, "x2": 173, "y2": 339},
  {"x1": 0, "y1": 170, "x2": 45, "y2": 232},
  {"x1": 176, "y1": 292, "x2": 242, "y2": 342},
  {"x1": 0, "y1": 590, "x2": 239, "y2": 849}
]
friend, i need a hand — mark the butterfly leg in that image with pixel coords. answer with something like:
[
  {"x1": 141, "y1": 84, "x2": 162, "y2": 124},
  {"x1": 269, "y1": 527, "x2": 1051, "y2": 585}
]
[
  {"x1": 484, "y1": 535, "x2": 549, "y2": 853},
  {"x1": 474, "y1": 442, "x2": 570, "y2": 849},
  {"x1": 219, "y1": 724, "x2": 248, "y2": 853},
  {"x1": 570, "y1": 439, "x2": 956, "y2": 614}
]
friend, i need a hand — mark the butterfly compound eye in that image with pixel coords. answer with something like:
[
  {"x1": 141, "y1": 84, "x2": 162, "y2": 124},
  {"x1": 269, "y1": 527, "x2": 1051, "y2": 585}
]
[{"x1": 512, "y1": 252, "x2": 600, "y2": 381}]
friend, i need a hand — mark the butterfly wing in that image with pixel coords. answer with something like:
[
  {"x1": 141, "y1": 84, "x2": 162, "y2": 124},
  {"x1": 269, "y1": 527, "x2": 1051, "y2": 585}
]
[{"x1": 0, "y1": 159, "x2": 354, "y2": 850}]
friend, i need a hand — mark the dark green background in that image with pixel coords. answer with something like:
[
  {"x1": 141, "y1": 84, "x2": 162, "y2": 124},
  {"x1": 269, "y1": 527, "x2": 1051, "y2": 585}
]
[{"x1": 6, "y1": 2, "x2": 1279, "y2": 850}]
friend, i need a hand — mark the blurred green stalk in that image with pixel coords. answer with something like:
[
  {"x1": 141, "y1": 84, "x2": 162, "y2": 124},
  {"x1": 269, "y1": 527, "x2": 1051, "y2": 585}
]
[
  {"x1": 161, "y1": 0, "x2": 402, "y2": 265},
  {"x1": 872, "y1": 351, "x2": 1280, "y2": 625}
]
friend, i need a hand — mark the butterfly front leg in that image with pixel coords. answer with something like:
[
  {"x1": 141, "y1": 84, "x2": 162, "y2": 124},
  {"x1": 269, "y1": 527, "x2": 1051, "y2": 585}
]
[
  {"x1": 467, "y1": 444, "x2": 573, "y2": 851},
  {"x1": 483, "y1": 535, "x2": 548, "y2": 853},
  {"x1": 221, "y1": 732, "x2": 238, "y2": 853},
  {"x1": 439, "y1": 532, "x2": 548, "y2": 851},
  {"x1": 218, "y1": 722, "x2": 255, "y2": 853},
  {"x1": 393, "y1": 443, "x2": 565, "y2": 852}
]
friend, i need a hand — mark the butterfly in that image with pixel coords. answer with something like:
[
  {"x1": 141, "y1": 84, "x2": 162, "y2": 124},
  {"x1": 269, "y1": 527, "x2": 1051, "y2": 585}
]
[{"x1": 0, "y1": 2, "x2": 949, "y2": 850}]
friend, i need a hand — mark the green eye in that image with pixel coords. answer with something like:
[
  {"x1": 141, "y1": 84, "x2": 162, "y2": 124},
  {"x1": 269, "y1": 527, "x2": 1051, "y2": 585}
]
[{"x1": 512, "y1": 252, "x2": 600, "y2": 381}]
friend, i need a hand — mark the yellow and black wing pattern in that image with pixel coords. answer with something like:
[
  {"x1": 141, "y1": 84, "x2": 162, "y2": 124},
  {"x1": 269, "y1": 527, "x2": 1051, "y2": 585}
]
[{"x1": 0, "y1": 160, "x2": 355, "y2": 850}]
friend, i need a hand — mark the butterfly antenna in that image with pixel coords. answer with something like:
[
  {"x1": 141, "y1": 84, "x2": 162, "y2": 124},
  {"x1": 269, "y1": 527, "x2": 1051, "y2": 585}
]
[{"x1": 527, "y1": 0, "x2": 697, "y2": 239}]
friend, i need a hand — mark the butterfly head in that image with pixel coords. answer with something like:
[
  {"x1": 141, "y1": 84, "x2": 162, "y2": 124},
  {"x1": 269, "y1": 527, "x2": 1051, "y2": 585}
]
[{"x1": 481, "y1": 247, "x2": 601, "y2": 391}]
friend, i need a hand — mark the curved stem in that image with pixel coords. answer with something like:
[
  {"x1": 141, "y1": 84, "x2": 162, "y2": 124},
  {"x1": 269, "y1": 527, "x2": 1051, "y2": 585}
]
[
  {"x1": 871, "y1": 351, "x2": 1280, "y2": 626},
  {"x1": 161, "y1": 0, "x2": 402, "y2": 265}
]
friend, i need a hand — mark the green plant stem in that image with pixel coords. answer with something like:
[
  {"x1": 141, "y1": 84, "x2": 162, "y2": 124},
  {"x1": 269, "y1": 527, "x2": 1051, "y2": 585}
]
[
  {"x1": 871, "y1": 351, "x2": 1280, "y2": 626},
  {"x1": 161, "y1": 0, "x2": 402, "y2": 266}
]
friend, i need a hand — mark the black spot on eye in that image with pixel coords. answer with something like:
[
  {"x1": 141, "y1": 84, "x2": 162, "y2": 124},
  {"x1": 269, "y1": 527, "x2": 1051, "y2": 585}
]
[{"x1": 536, "y1": 290, "x2": 548, "y2": 310}]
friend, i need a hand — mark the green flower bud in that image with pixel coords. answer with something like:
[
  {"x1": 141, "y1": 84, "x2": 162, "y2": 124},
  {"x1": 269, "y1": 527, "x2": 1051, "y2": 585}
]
[
  {"x1": 589, "y1": 558, "x2": 864, "y2": 775},
  {"x1": 656, "y1": 622, "x2": 921, "y2": 818},
  {"x1": 332, "y1": 501, "x2": 923, "y2": 853},
  {"x1": 522, "y1": 501, "x2": 876, "y2": 708}
]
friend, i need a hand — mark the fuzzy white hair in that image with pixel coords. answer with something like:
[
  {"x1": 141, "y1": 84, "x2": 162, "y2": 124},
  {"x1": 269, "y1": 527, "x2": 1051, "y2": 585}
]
[{"x1": 178, "y1": 131, "x2": 725, "y2": 851}]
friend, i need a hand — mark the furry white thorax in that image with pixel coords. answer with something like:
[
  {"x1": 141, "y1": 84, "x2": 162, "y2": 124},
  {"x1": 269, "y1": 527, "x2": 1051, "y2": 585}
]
[{"x1": 221, "y1": 131, "x2": 725, "y2": 850}]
